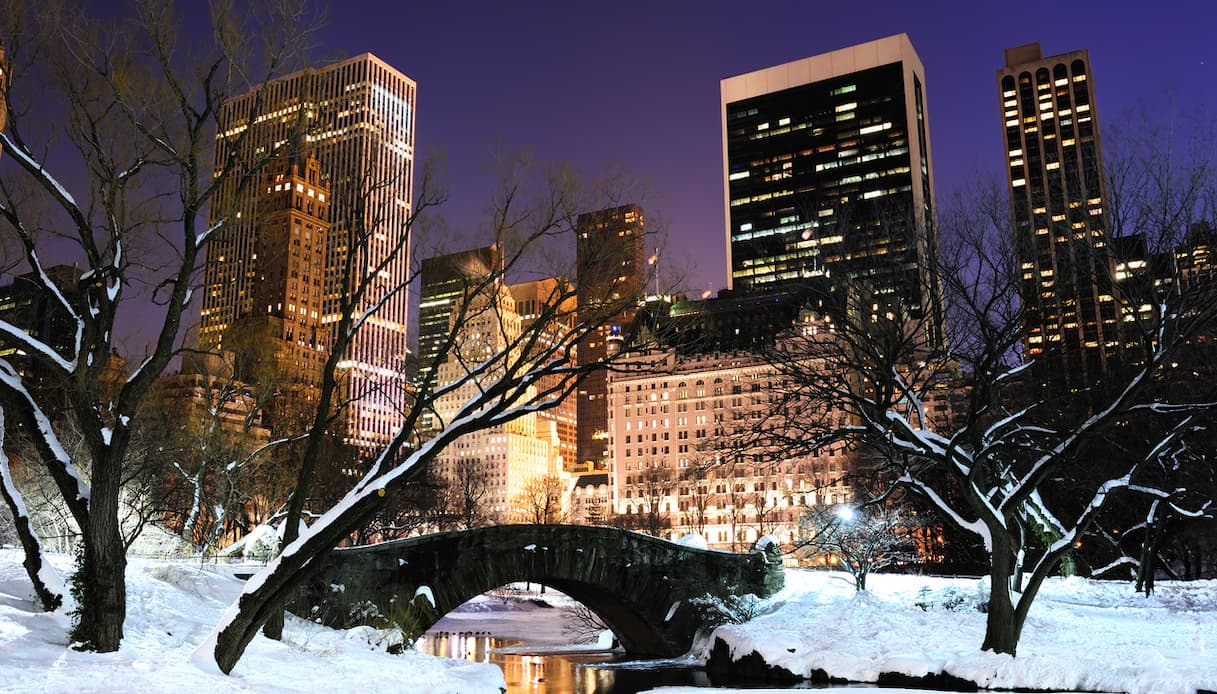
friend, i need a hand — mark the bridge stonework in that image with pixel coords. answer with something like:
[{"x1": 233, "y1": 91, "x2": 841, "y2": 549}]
[{"x1": 294, "y1": 524, "x2": 784, "y2": 657}]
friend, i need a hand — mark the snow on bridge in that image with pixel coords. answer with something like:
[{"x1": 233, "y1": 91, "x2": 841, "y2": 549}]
[{"x1": 293, "y1": 524, "x2": 784, "y2": 657}]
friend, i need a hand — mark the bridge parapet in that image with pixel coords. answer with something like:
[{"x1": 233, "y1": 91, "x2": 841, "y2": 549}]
[{"x1": 294, "y1": 524, "x2": 784, "y2": 657}]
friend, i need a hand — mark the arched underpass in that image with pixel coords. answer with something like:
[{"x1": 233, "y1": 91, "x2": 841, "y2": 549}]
[{"x1": 293, "y1": 524, "x2": 784, "y2": 657}]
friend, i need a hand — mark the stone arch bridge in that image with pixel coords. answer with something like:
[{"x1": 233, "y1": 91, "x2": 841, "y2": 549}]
[{"x1": 293, "y1": 524, "x2": 784, "y2": 657}]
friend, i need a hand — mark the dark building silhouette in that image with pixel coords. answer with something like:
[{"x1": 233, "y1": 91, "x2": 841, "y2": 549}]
[
  {"x1": 0, "y1": 266, "x2": 82, "y2": 401},
  {"x1": 721, "y1": 34, "x2": 940, "y2": 339}
]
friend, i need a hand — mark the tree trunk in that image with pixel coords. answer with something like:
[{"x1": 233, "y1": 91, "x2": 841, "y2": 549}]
[
  {"x1": 1136, "y1": 510, "x2": 1165, "y2": 596},
  {"x1": 262, "y1": 610, "x2": 285, "y2": 640},
  {"x1": 209, "y1": 494, "x2": 384, "y2": 674},
  {"x1": 0, "y1": 467, "x2": 63, "y2": 611},
  {"x1": 981, "y1": 537, "x2": 1021, "y2": 655},
  {"x1": 71, "y1": 462, "x2": 126, "y2": 652}
]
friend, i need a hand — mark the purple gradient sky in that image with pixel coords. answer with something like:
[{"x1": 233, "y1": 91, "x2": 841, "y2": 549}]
[
  {"x1": 322, "y1": 0, "x2": 1215, "y2": 300},
  {"x1": 37, "y1": 1, "x2": 1217, "y2": 353}
]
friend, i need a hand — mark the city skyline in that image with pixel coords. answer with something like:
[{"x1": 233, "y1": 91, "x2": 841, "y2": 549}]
[
  {"x1": 311, "y1": 1, "x2": 1215, "y2": 299},
  {"x1": 200, "y1": 53, "x2": 417, "y2": 452},
  {"x1": 30, "y1": 2, "x2": 1217, "y2": 355}
]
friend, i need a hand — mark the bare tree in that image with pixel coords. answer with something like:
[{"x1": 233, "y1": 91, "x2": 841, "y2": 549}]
[
  {"x1": 514, "y1": 473, "x2": 568, "y2": 524},
  {"x1": 796, "y1": 504, "x2": 916, "y2": 590},
  {"x1": 441, "y1": 461, "x2": 495, "y2": 530},
  {"x1": 0, "y1": 0, "x2": 316, "y2": 649},
  {"x1": 193, "y1": 157, "x2": 662, "y2": 673},
  {"x1": 756, "y1": 114, "x2": 1217, "y2": 654},
  {"x1": 613, "y1": 465, "x2": 671, "y2": 537}
]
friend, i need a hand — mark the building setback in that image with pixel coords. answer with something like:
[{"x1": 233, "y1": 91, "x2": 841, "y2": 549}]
[
  {"x1": 721, "y1": 34, "x2": 939, "y2": 336},
  {"x1": 199, "y1": 53, "x2": 416, "y2": 454},
  {"x1": 576, "y1": 204, "x2": 646, "y2": 469},
  {"x1": 999, "y1": 42, "x2": 1116, "y2": 390}
]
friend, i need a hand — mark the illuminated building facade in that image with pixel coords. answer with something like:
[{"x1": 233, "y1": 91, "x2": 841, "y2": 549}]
[
  {"x1": 229, "y1": 152, "x2": 332, "y2": 386},
  {"x1": 720, "y1": 34, "x2": 939, "y2": 335},
  {"x1": 200, "y1": 53, "x2": 416, "y2": 453},
  {"x1": 999, "y1": 42, "x2": 1116, "y2": 389},
  {"x1": 510, "y1": 277, "x2": 579, "y2": 471},
  {"x1": 431, "y1": 283, "x2": 557, "y2": 519},
  {"x1": 607, "y1": 344, "x2": 854, "y2": 550},
  {"x1": 575, "y1": 204, "x2": 646, "y2": 468}
]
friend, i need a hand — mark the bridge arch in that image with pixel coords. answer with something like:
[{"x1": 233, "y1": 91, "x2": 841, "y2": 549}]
[{"x1": 294, "y1": 524, "x2": 784, "y2": 657}]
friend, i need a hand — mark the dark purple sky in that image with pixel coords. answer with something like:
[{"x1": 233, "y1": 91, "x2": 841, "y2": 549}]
[
  {"x1": 30, "y1": 1, "x2": 1217, "y2": 354},
  {"x1": 318, "y1": 0, "x2": 1216, "y2": 298}
]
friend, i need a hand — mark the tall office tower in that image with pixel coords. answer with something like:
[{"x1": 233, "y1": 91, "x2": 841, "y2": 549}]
[
  {"x1": 200, "y1": 54, "x2": 416, "y2": 453},
  {"x1": 417, "y1": 246, "x2": 500, "y2": 390},
  {"x1": 575, "y1": 204, "x2": 646, "y2": 469},
  {"x1": 231, "y1": 151, "x2": 331, "y2": 387},
  {"x1": 510, "y1": 277, "x2": 578, "y2": 471},
  {"x1": 999, "y1": 42, "x2": 1114, "y2": 390},
  {"x1": 720, "y1": 34, "x2": 940, "y2": 335}
]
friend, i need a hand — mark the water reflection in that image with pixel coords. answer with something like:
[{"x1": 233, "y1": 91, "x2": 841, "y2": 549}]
[{"x1": 416, "y1": 632, "x2": 717, "y2": 694}]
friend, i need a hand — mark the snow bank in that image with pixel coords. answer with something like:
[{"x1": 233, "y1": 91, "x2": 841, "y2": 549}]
[
  {"x1": 0, "y1": 549, "x2": 504, "y2": 693},
  {"x1": 697, "y1": 569, "x2": 1217, "y2": 694}
]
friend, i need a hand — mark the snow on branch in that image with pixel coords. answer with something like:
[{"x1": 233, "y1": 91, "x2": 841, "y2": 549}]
[{"x1": 0, "y1": 362, "x2": 91, "y2": 503}]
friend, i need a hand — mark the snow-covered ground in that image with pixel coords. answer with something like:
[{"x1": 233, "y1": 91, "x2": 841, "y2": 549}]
[
  {"x1": 4, "y1": 547, "x2": 1216, "y2": 694},
  {"x1": 0, "y1": 548, "x2": 504, "y2": 693},
  {"x1": 688, "y1": 569, "x2": 1217, "y2": 694}
]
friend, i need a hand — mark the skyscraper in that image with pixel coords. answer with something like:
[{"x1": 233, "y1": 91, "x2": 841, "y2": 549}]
[
  {"x1": 232, "y1": 151, "x2": 331, "y2": 386},
  {"x1": 431, "y1": 281, "x2": 557, "y2": 519},
  {"x1": 200, "y1": 54, "x2": 416, "y2": 453},
  {"x1": 417, "y1": 247, "x2": 500, "y2": 387},
  {"x1": 576, "y1": 204, "x2": 646, "y2": 469},
  {"x1": 999, "y1": 42, "x2": 1114, "y2": 389},
  {"x1": 720, "y1": 34, "x2": 939, "y2": 331}
]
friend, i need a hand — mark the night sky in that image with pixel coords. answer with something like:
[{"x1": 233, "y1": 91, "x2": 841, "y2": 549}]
[
  {"x1": 315, "y1": 0, "x2": 1215, "y2": 300},
  {"x1": 30, "y1": 1, "x2": 1217, "y2": 351}
]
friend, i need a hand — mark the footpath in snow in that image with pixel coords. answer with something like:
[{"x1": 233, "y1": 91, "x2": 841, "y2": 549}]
[
  {"x1": 0, "y1": 549, "x2": 504, "y2": 693},
  {"x1": 690, "y1": 568, "x2": 1217, "y2": 694}
]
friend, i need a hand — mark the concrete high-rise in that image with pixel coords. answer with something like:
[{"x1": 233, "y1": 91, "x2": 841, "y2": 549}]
[
  {"x1": 431, "y1": 282, "x2": 557, "y2": 520},
  {"x1": 720, "y1": 34, "x2": 939, "y2": 333},
  {"x1": 199, "y1": 54, "x2": 416, "y2": 453},
  {"x1": 999, "y1": 42, "x2": 1115, "y2": 389},
  {"x1": 575, "y1": 204, "x2": 646, "y2": 469}
]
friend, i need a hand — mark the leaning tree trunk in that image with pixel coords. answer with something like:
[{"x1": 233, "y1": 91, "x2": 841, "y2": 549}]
[
  {"x1": 1136, "y1": 507, "x2": 1167, "y2": 596},
  {"x1": 207, "y1": 493, "x2": 386, "y2": 674},
  {"x1": 0, "y1": 464, "x2": 63, "y2": 610},
  {"x1": 72, "y1": 460, "x2": 127, "y2": 651}
]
